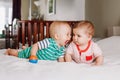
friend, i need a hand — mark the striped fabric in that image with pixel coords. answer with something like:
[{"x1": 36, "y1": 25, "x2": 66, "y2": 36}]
[
  {"x1": 18, "y1": 38, "x2": 65, "y2": 60},
  {"x1": 37, "y1": 38, "x2": 50, "y2": 49}
]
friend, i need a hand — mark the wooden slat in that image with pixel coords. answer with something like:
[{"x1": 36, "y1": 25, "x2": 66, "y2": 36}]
[
  {"x1": 39, "y1": 22, "x2": 44, "y2": 40},
  {"x1": 28, "y1": 22, "x2": 32, "y2": 46},
  {"x1": 17, "y1": 25, "x2": 20, "y2": 49},
  {"x1": 22, "y1": 22, "x2": 25, "y2": 46},
  {"x1": 45, "y1": 22, "x2": 50, "y2": 38},
  {"x1": 33, "y1": 22, "x2": 38, "y2": 43}
]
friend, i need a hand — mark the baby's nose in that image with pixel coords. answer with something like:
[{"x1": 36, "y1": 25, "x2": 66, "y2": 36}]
[{"x1": 73, "y1": 36, "x2": 77, "y2": 40}]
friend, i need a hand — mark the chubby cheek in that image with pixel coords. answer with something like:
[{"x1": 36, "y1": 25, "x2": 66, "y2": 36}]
[
  {"x1": 62, "y1": 39, "x2": 67, "y2": 45},
  {"x1": 77, "y1": 38, "x2": 85, "y2": 44}
]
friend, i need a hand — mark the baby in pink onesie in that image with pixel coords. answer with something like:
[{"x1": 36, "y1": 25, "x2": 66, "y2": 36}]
[{"x1": 65, "y1": 20, "x2": 104, "y2": 66}]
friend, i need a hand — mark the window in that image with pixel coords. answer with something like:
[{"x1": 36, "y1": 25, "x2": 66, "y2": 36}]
[{"x1": 0, "y1": 0, "x2": 12, "y2": 34}]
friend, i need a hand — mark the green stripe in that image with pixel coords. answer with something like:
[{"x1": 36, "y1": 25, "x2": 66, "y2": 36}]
[
  {"x1": 44, "y1": 50, "x2": 53, "y2": 57},
  {"x1": 37, "y1": 53, "x2": 43, "y2": 59}
]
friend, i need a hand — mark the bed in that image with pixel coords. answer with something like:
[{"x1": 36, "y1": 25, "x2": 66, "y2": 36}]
[{"x1": 0, "y1": 36, "x2": 120, "y2": 80}]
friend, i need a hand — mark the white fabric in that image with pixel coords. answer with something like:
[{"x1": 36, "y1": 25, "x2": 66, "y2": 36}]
[{"x1": 0, "y1": 36, "x2": 120, "y2": 80}]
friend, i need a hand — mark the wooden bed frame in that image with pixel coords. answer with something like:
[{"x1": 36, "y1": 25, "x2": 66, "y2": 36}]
[{"x1": 5, "y1": 20, "x2": 79, "y2": 49}]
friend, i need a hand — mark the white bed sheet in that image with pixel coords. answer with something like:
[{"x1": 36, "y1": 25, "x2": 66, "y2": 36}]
[{"x1": 0, "y1": 36, "x2": 120, "y2": 80}]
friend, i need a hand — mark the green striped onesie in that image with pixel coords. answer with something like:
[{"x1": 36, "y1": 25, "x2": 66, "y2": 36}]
[{"x1": 18, "y1": 38, "x2": 65, "y2": 60}]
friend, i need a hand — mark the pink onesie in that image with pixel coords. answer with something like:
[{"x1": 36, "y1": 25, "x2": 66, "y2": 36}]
[{"x1": 66, "y1": 41, "x2": 102, "y2": 64}]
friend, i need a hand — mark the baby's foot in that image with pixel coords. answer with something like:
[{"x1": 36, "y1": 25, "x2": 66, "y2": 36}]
[{"x1": 5, "y1": 48, "x2": 10, "y2": 55}]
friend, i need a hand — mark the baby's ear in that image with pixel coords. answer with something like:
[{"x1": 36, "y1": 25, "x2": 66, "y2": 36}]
[
  {"x1": 88, "y1": 35, "x2": 92, "y2": 40},
  {"x1": 54, "y1": 34, "x2": 59, "y2": 40}
]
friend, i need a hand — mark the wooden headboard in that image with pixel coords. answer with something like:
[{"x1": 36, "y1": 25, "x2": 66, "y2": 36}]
[{"x1": 5, "y1": 20, "x2": 79, "y2": 49}]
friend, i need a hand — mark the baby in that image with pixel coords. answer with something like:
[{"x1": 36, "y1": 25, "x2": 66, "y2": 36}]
[
  {"x1": 5, "y1": 21, "x2": 71, "y2": 63},
  {"x1": 65, "y1": 20, "x2": 104, "y2": 66}
]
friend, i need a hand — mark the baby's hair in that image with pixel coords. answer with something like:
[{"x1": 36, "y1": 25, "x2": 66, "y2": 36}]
[
  {"x1": 49, "y1": 21, "x2": 70, "y2": 38},
  {"x1": 74, "y1": 20, "x2": 95, "y2": 36}
]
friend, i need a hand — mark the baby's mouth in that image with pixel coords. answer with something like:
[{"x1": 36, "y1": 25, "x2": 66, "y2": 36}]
[
  {"x1": 65, "y1": 40, "x2": 69, "y2": 44},
  {"x1": 74, "y1": 41, "x2": 79, "y2": 44}
]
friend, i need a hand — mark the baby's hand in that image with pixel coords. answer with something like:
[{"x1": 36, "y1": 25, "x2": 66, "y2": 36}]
[{"x1": 29, "y1": 55, "x2": 38, "y2": 64}]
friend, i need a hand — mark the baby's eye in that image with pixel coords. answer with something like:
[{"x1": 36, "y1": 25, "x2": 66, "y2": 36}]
[
  {"x1": 77, "y1": 35, "x2": 81, "y2": 37},
  {"x1": 67, "y1": 33, "x2": 69, "y2": 36}
]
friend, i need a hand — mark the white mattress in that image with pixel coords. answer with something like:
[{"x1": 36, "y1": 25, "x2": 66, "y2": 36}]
[{"x1": 0, "y1": 36, "x2": 120, "y2": 80}]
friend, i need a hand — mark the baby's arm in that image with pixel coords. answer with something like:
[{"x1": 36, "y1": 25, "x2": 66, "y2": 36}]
[
  {"x1": 92, "y1": 43, "x2": 104, "y2": 66},
  {"x1": 93, "y1": 55, "x2": 104, "y2": 66},
  {"x1": 58, "y1": 57, "x2": 65, "y2": 62},
  {"x1": 29, "y1": 38, "x2": 50, "y2": 58},
  {"x1": 30, "y1": 43, "x2": 38, "y2": 56},
  {"x1": 63, "y1": 42, "x2": 73, "y2": 62},
  {"x1": 64, "y1": 53, "x2": 72, "y2": 62},
  {"x1": 29, "y1": 43, "x2": 39, "y2": 63},
  {"x1": 58, "y1": 54, "x2": 72, "y2": 62}
]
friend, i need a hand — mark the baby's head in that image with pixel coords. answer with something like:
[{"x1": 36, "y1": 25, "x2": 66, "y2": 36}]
[
  {"x1": 50, "y1": 21, "x2": 71, "y2": 46},
  {"x1": 73, "y1": 20, "x2": 94, "y2": 45}
]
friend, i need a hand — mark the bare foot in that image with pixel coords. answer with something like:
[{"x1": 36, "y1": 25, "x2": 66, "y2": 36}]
[
  {"x1": 5, "y1": 48, "x2": 18, "y2": 56},
  {"x1": 5, "y1": 48, "x2": 10, "y2": 55}
]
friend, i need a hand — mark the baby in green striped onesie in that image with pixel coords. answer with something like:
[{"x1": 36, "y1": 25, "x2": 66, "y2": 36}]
[{"x1": 5, "y1": 21, "x2": 71, "y2": 62}]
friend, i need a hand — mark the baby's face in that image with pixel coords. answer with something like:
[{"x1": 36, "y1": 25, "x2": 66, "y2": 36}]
[
  {"x1": 73, "y1": 27, "x2": 91, "y2": 45},
  {"x1": 57, "y1": 25, "x2": 71, "y2": 46}
]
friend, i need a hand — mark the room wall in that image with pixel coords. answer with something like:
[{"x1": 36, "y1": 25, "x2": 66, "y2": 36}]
[
  {"x1": 21, "y1": 0, "x2": 29, "y2": 20},
  {"x1": 85, "y1": 0, "x2": 103, "y2": 37},
  {"x1": 86, "y1": 0, "x2": 120, "y2": 38},
  {"x1": 21, "y1": 0, "x2": 37, "y2": 20},
  {"x1": 102, "y1": 0, "x2": 120, "y2": 37},
  {"x1": 39, "y1": 0, "x2": 85, "y2": 21}
]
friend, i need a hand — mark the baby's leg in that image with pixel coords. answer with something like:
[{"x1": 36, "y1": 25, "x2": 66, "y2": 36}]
[{"x1": 5, "y1": 48, "x2": 18, "y2": 57}]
